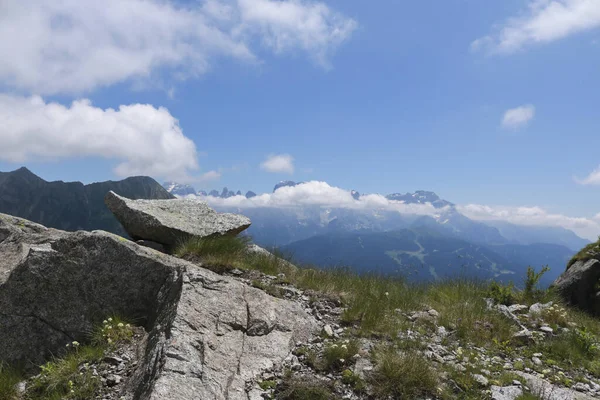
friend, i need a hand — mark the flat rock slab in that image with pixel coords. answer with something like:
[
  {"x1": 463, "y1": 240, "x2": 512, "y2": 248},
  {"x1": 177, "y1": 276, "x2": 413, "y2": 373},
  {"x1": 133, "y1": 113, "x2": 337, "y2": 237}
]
[
  {"x1": 0, "y1": 213, "x2": 318, "y2": 400},
  {"x1": 105, "y1": 191, "x2": 251, "y2": 247}
]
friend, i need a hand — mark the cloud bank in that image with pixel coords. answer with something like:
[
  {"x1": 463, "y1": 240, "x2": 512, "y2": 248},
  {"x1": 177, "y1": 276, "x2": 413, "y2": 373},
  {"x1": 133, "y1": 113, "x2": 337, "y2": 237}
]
[
  {"x1": 0, "y1": 95, "x2": 200, "y2": 181},
  {"x1": 260, "y1": 154, "x2": 295, "y2": 174},
  {"x1": 502, "y1": 105, "x2": 535, "y2": 129},
  {"x1": 202, "y1": 181, "x2": 443, "y2": 215},
  {"x1": 472, "y1": 0, "x2": 600, "y2": 53},
  {"x1": 458, "y1": 204, "x2": 600, "y2": 240},
  {"x1": 0, "y1": 0, "x2": 356, "y2": 95},
  {"x1": 185, "y1": 181, "x2": 600, "y2": 240}
]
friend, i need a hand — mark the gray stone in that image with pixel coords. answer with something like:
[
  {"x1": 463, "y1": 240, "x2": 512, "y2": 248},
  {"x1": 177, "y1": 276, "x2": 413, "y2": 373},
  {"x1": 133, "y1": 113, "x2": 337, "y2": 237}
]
[
  {"x1": 516, "y1": 372, "x2": 596, "y2": 400},
  {"x1": 512, "y1": 328, "x2": 534, "y2": 344},
  {"x1": 532, "y1": 356, "x2": 542, "y2": 366},
  {"x1": 472, "y1": 374, "x2": 489, "y2": 387},
  {"x1": 508, "y1": 304, "x2": 529, "y2": 313},
  {"x1": 553, "y1": 259, "x2": 600, "y2": 315},
  {"x1": 352, "y1": 357, "x2": 373, "y2": 379},
  {"x1": 529, "y1": 302, "x2": 553, "y2": 315},
  {"x1": 323, "y1": 324, "x2": 334, "y2": 337},
  {"x1": 105, "y1": 191, "x2": 251, "y2": 247},
  {"x1": 540, "y1": 326, "x2": 554, "y2": 334},
  {"x1": 0, "y1": 213, "x2": 318, "y2": 400},
  {"x1": 491, "y1": 385, "x2": 523, "y2": 400}
]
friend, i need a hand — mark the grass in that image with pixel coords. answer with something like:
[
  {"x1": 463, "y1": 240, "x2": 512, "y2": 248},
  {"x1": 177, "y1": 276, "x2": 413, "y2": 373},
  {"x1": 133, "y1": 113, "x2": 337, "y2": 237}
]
[
  {"x1": 0, "y1": 363, "x2": 22, "y2": 400},
  {"x1": 276, "y1": 377, "x2": 333, "y2": 400},
  {"x1": 26, "y1": 344, "x2": 104, "y2": 400},
  {"x1": 368, "y1": 349, "x2": 438, "y2": 399},
  {"x1": 176, "y1": 235, "x2": 600, "y2": 388},
  {"x1": 567, "y1": 237, "x2": 600, "y2": 269},
  {"x1": 6, "y1": 316, "x2": 136, "y2": 400}
]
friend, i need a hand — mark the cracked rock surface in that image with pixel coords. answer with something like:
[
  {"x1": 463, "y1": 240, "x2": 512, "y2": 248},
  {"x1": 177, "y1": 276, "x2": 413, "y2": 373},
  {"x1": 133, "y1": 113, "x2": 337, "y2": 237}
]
[{"x1": 0, "y1": 213, "x2": 318, "y2": 399}]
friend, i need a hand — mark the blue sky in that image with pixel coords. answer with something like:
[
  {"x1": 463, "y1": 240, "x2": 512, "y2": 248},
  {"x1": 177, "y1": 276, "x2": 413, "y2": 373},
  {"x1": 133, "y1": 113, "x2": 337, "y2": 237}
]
[{"x1": 1, "y1": 0, "x2": 600, "y2": 238}]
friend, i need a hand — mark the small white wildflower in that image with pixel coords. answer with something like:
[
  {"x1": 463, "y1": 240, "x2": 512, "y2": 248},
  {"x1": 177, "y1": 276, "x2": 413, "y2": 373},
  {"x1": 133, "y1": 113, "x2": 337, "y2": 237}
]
[
  {"x1": 126, "y1": 324, "x2": 131, "y2": 328},
  {"x1": 339, "y1": 359, "x2": 345, "y2": 363},
  {"x1": 108, "y1": 317, "x2": 113, "y2": 322},
  {"x1": 341, "y1": 344, "x2": 348, "y2": 350},
  {"x1": 331, "y1": 344, "x2": 338, "y2": 348},
  {"x1": 107, "y1": 338, "x2": 112, "y2": 344},
  {"x1": 103, "y1": 320, "x2": 108, "y2": 325},
  {"x1": 72, "y1": 341, "x2": 80, "y2": 347},
  {"x1": 384, "y1": 292, "x2": 389, "y2": 297},
  {"x1": 118, "y1": 323, "x2": 124, "y2": 328}
]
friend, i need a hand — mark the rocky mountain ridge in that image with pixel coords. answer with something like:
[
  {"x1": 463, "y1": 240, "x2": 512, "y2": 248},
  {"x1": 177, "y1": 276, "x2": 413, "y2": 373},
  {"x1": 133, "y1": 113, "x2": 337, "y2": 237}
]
[{"x1": 0, "y1": 167, "x2": 173, "y2": 237}]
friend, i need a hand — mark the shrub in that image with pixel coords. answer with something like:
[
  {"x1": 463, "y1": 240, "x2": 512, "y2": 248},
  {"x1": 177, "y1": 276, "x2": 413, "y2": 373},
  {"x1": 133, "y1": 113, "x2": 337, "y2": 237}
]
[
  {"x1": 369, "y1": 350, "x2": 438, "y2": 399},
  {"x1": 487, "y1": 281, "x2": 516, "y2": 305},
  {"x1": 524, "y1": 266, "x2": 550, "y2": 300}
]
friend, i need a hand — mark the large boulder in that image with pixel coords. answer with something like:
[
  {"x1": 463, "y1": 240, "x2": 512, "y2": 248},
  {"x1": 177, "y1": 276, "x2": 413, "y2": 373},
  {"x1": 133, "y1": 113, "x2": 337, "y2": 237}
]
[
  {"x1": 0, "y1": 213, "x2": 318, "y2": 399},
  {"x1": 553, "y1": 259, "x2": 600, "y2": 315},
  {"x1": 104, "y1": 191, "x2": 251, "y2": 248}
]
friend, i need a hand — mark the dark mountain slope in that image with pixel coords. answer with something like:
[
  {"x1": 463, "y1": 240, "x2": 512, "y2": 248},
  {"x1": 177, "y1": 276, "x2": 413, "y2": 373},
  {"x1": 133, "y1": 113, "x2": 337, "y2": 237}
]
[
  {"x1": 282, "y1": 229, "x2": 526, "y2": 283},
  {"x1": 282, "y1": 229, "x2": 575, "y2": 285},
  {"x1": 0, "y1": 167, "x2": 174, "y2": 236}
]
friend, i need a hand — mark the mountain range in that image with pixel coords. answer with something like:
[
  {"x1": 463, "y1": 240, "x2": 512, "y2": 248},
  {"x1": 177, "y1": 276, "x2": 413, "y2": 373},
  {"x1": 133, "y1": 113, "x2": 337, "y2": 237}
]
[
  {"x1": 0, "y1": 167, "x2": 173, "y2": 237},
  {"x1": 162, "y1": 180, "x2": 588, "y2": 286},
  {"x1": 0, "y1": 168, "x2": 586, "y2": 286}
]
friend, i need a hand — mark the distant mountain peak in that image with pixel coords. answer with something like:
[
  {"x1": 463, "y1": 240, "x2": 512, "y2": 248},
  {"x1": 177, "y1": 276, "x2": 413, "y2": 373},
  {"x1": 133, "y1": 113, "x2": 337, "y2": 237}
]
[
  {"x1": 162, "y1": 182, "x2": 196, "y2": 196},
  {"x1": 273, "y1": 180, "x2": 303, "y2": 193},
  {"x1": 386, "y1": 190, "x2": 454, "y2": 209}
]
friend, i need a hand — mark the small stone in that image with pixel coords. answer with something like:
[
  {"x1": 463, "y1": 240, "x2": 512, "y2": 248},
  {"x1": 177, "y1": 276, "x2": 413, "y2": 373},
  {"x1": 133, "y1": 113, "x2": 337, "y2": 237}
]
[
  {"x1": 106, "y1": 374, "x2": 122, "y2": 387},
  {"x1": 427, "y1": 309, "x2": 440, "y2": 318},
  {"x1": 539, "y1": 326, "x2": 553, "y2": 334},
  {"x1": 472, "y1": 374, "x2": 489, "y2": 387},
  {"x1": 532, "y1": 353, "x2": 542, "y2": 358},
  {"x1": 531, "y1": 357, "x2": 542, "y2": 366},
  {"x1": 104, "y1": 356, "x2": 124, "y2": 365},
  {"x1": 322, "y1": 325, "x2": 334, "y2": 337},
  {"x1": 573, "y1": 382, "x2": 591, "y2": 392},
  {"x1": 491, "y1": 385, "x2": 523, "y2": 400}
]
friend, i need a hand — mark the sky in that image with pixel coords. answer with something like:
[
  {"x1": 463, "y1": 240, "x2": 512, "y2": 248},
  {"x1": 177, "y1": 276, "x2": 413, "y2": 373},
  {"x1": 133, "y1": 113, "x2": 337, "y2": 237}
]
[{"x1": 1, "y1": 0, "x2": 600, "y2": 239}]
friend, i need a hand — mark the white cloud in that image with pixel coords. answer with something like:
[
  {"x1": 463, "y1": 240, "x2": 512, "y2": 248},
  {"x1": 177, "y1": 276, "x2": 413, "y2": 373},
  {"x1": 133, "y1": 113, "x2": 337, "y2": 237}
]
[
  {"x1": 197, "y1": 170, "x2": 222, "y2": 183},
  {"x1": 502, "y1": 105, "x2": 535, "y2": 129},
  {"x1": 458, "y1": 203, "x2": 600, "y2": 240},
  {"x1": 260, "y1": 154, "x2": 295, "y2": 174},
  {"x1": 0, "y1": 94, "x2": 199, "y2": 181},
  {"x1": 0, "y1": 0, "x2": 356, "y2": 95},
  {"x1": 236, "y1": 0, "x2": 357, "y2": 68},
  {"x1": 198, "y1": 181, "x2": 444, "y2": 216},
  {"x1": 473, "y1": 0, "x2": 600, "y2": 53},
  {"x1": 575, "y1": 165, "x2": 600, "y2": 185}
]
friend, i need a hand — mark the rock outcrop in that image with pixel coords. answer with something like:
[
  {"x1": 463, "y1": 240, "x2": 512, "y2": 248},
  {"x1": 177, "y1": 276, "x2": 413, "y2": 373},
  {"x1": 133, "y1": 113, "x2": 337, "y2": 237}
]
[
  {"x1": 0, "y1": 213, "x2": 318, "y2": 399},
  {"x1": 105, "y1": 191, "x2": 251, "y2": 248},
  {"x1": 553, "y1": 258, "x2": 600, "y2": 315}
]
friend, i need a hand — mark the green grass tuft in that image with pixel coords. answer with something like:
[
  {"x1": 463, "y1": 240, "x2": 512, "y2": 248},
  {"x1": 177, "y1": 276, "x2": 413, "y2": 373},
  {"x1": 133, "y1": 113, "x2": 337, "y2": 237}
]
[
  {"x1": 0, "y1": 363, "x2": 22, "y2": 400},
  {"x1": 368, "y1": 349, "x2": 438, "y2": 399},
  {"x1": 277, "y1": 378, "x2": 333, "y2": 400}
]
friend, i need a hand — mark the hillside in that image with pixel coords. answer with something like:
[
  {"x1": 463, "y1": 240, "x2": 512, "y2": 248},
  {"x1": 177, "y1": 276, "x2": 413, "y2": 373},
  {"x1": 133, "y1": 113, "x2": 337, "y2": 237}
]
[
  {"x1": 0, "y1": 167, "x2": 174, "y2": 236},
  {"x1": 282, "y1": 229, "x2": 573, "y2": 286}
]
